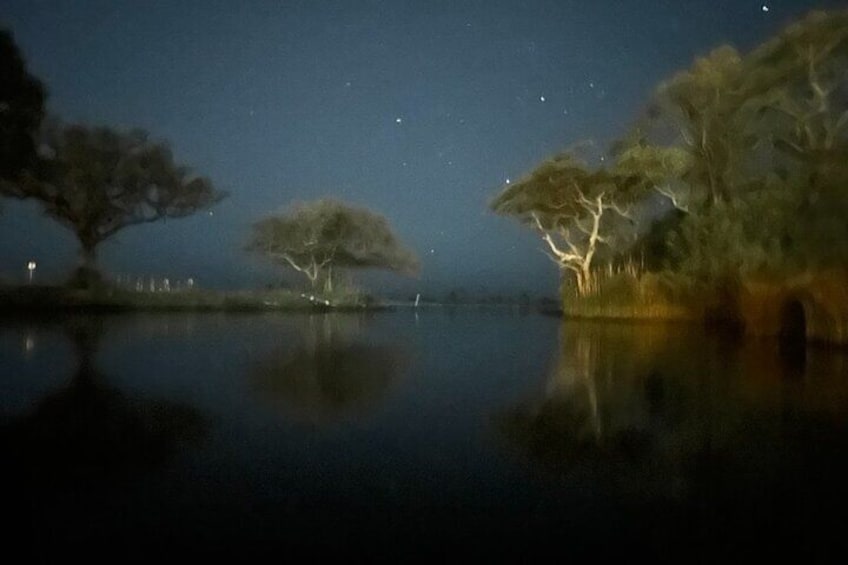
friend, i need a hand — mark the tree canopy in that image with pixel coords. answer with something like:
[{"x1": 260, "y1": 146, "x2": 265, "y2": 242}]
[
  {"x1": 641, "y1": 9, "x2": 848, "y2": 281},
  {"x1": 491, "y1": 152, "x2": 643, "y2": 295},
  {"x1": 0, "y1": 29, "x2": 46, "y2": 183},
  {"x1": 247, "y1": 198, "x2": 419, "y2": 292},
  {"x1": 2, "y1": 122, "x2": 226, "y2": 285}
]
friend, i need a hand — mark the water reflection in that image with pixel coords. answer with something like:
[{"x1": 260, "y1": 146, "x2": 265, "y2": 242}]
[
  {"x1": 497, "y1": 323, "x2": 848, "y2": 528},
  {"x1": 2, "y1": 316, "x2": 206, "y2": 486},
  {"x1": 23, "y1": 331, "x2": 36, "y2": 357},
  {"x1": 496, "y1": 323, "x2": 690, "y2": 496},
  {"x1": 250, "y1": 314, "x2": 408, "y2": 425}
]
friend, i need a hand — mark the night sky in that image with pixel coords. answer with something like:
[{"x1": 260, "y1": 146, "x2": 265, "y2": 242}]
[{"x1": 0, "y1": 0, "x2": 842, "y2": 296}]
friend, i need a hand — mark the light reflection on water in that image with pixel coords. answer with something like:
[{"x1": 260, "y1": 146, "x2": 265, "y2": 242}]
[{"x1": 2, "y1": 311, "x2": 848, "y2": 559}]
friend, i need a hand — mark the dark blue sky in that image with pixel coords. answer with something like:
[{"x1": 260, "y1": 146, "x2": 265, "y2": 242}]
[{"x1": 0, "y1": 0, "x2": 840, "y2": 295}]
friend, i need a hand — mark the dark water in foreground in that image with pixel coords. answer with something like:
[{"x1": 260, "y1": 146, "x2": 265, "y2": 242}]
[{"x1": 3, "y1": 309, "x2": 848, "y2": 561}]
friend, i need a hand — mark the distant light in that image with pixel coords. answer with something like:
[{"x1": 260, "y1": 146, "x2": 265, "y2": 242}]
[
  {"x1": 505, "y1": 178, "x2": 511, "y2": 184},
  {"x1": 589, "y1": 82, "x2": 595, "y2": 89},
  {"x1": 208, "y1": 211, "x2": 214, "y2": 216},
  {"x1": 429, "y1": 248, "x2": 435, "y2": 254},
  {"x1": 762, "y1": 4, "x2": 769, "y2": 12},
  {"x1": 395, "y1": 117, "x2": 403, "y2": 124},
  {"x1": 540, "y1": 95, "x2": 546, "y2": 102}
]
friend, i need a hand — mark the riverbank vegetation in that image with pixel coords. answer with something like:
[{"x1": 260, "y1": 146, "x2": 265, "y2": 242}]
[{"x1": 491, "y1": 9, "x2": 848, "y2": 341}]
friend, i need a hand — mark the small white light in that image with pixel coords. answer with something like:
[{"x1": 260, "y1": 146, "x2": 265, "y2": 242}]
[{"x1": 762, "y1": 5, "x2": 769, "y2": 12}]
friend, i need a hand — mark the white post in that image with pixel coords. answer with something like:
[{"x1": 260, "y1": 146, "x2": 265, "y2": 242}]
[{"x1": 414, "y1": 293, "x2": 420, "y2": 308}]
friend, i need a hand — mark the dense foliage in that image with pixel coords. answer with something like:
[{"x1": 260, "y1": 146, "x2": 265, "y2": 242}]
[{"x1": 493, "y1": 9, "x2": 848, "y2": 303}]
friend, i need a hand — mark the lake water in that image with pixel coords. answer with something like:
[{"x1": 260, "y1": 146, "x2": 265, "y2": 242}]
[{"x1": 3, "y1": 309, "x2": 848, "y2": 560}]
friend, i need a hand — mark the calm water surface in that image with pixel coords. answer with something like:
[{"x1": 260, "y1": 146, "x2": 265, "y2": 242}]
[{"x1": 3, "y1": 309, "x2": 848, "y2": 560}]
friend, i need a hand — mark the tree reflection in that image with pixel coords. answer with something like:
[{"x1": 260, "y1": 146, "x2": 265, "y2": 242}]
[
  {"x1": 496, "y1": 323, "x2": 690, "y2": 495},
  {"x1": 2, "y1": 316, "x2": 206, "y2": 486},
  {"x1": 496, "y1": 322, "x2": 848, "y2": 502},
  {"x1": 250, "y1": 314, "x2": 407, "y2": 425}
]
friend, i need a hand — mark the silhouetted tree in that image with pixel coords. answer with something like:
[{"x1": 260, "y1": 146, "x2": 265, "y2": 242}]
[
  {"x1": 3, "y1": 122, "x2": 226, "y2": 286},
  {"x1": 0, "y1": 29, "x2": 45, "y2": 183},
  {"x1": 247, "y1": 198, "x2": 419, "y2": 292}
]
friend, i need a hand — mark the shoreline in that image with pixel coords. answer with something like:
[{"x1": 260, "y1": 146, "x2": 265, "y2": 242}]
[{"x1": 0, "y1": 285, "x2": 386, "y2": 314}]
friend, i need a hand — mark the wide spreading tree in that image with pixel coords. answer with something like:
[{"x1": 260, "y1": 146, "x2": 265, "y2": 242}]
[
  {"x1": 3, "y1": 122, "x2": 226, "y2": 286},
  {"x1": 247, "y1": 198, "x2": 419, "y2": 292},
  {"x1": 490, "y1": 152, "x2": 642, "y2": 296},
  {"x1": 0, "y1": 29, "x2": 46, "y2": 184}
]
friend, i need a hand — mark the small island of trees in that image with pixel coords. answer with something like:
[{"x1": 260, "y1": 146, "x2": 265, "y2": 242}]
[{"x1": 491, "y1": 9, "x2": 848, "y2": 344}]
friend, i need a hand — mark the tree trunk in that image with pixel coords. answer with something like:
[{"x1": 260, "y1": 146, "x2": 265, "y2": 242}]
[
  {"x1": 579, "y1": 265, "x2": 592, "y2": 297},
  {"x1": 80, "y1": 246, "x2": 98, "y2": 272},
  {"x1": 324, "y1": 264, "x2": 334, "y2": 294},
  {"x1": 68, "y1": 245, "x2": 103, "y2": 289}
]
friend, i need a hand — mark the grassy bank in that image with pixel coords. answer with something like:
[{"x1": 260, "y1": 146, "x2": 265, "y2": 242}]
[
  {"x1": 0, "y1": 285, "x2": 383, "y2": 313},
  {"x1": 561, "y1": 272, "x2": 699, "y2": 321},
  {"x1": 560, "y1": 268, "x2": 848, "y2": 346}
]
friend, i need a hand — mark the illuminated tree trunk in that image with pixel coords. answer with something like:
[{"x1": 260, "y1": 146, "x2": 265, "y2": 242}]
[
  {"x1": 323, "y1": 264, "x2": 334, "y2": 294},
  {"x1": 532, "y1": 190, "x2": 620, "y2": 298}
]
